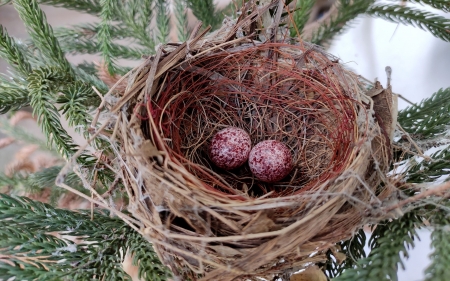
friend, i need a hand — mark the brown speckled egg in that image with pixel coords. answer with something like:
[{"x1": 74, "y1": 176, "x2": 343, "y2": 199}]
[
  {"x1": 248, "y1": 140, "x2": 293, "y2": 182},
  {"x1": 209, "y1": 127, "x2": 251, "y2": 170}
]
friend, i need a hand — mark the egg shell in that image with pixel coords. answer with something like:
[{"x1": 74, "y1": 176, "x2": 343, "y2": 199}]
[
  {"x1": 248, "y1": 140, "x2": 293, "y2": 182},
  {"x1": 209, "y1": 127, "x2": 252, "y2": 170}
]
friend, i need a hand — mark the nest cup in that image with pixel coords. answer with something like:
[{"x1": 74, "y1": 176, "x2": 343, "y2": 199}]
[{"x1": 105, "y1": 14, "x2": 393, "y2": 281}]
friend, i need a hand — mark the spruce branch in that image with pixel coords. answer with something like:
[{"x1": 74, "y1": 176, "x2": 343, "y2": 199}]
[
  {"x1": 58, "y1": 37, "x2": 144, "y2": 62},
  {"x1": 0, "y1": 77, "x2": 29, "y2": 114},
  {"x1": 406, "y1": 147, "x2": 450, "y2": 183},
  {"x1": 53, "y1": 24, "x2": 132, "y2": 43},
  {"x1": 334, "y1": 212, "x2": 422, "y2": 281},
  {"x1": 98, "y1": 0, "x2": 117, "y2": 75},
  {"x1": 27, "y1": 66, "x2": 91, "y2": 162},
  {"x1": 13, "y1": 0, "x2": 74, "y2": 75},
  {"x1": 32, "y1": 0, "x2": 101, "y2": 15},
  {"x1": 290, "y1": 0, "x2": 315, "y2": 37},
  {"x1": 425, "y1": 208, "x2": 450, "y2": 281},
  {"x1": 0, "y1": 25, "x2": 32, "y2": 77},
  {"x1": 0, "y1": 118, "x2": 53, "y2": 153},
  {"x1": 73, "y1": 63, "x2": 109, "y2": 93},
  {"x1": 174, "y1": 0, "x2": 189, "y2": 41},
  {"x1": 57, "y1": 81, "x2": 94, "y2": 139},
  {"x1": 326, "y1": 229, "x2": 367, "y2": 278},
  {"x1": 115, "y1": 0, "x2": 155, "y2": 50},
  {"x1": 187, "y1": 0, "x2": 224, "y2": 30},
  {"x1": 156, "y1": 0, "x2": 170, "y2": 44},
  {"x1": 310, "y1": 0, "x2": 374, "y2": 46},
  {"x1": 0, "y1": 194, "x2": 171, "y2": 280},
  {"x1": 398, "y1": 88, "x2": 450, "y2": 138},
  {"x1": 404, "y1": 0, "x2": 450, "y2": 12},
  {"x1": 367, "y1": 4, "x2": 450, "y2": 42}
]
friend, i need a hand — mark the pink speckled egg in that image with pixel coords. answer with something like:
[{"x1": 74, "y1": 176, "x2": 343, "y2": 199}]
[
  {"x1": 209, "y1": 127, "x2": 251, "y2": 170},
  {"x1": 248, "y1": 140, "x2": 293, "y2": 182}
]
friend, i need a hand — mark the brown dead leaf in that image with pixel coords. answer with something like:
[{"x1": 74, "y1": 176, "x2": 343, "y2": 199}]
[
  {"x1": 290, "y1": 266, "x2": 327, "y2": 281},
  {"x1": 209, "y1": 245, "x2": 243, "y2": 257},
  {"x1": 242, "y1": 212, "x2": 277, "y2": 234}
]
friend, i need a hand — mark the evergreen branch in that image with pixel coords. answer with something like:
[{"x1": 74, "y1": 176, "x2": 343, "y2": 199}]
[
  {"x1": 0, "y1": 77, "x2": 30, "y2": 114},
  {"x1": 310, "y1": 0, "x2": 374, "y2": 46},
  {"x1": 325, "y1": 229, "x2": 367, "y2": 278},
  {"x1": 187, "y1": 0, "x2": 224, "y2": 30},
  {"x1": 36, "y1": 0, "x2": 101, "y2": 15},
  {"x1": 156, "y1": 0, "x2": 170, "y2": 44},
  {"x1": 58, "y1": 38, "x2": 145, "y2": 61},
  {"x1": 334, "y1": 212, "x2": 421, "y2": 281},
  {"x1": 98, "y1": 0, "x2": 117, "y2": 75},
  {"x1": 0, "y1": 25, "x2": 32, "y2": 77},
  {"x1": 13, "y1": 0, "x2": 74, "y2": 74},
  {"x1": 367, "y1": 4, "x2": 450, "y2": 42},
  {"x1": 404, "y1": 0, "x2": 450, "y2": 12},
  {"x1": 290, "y1": 0, "x2": 315, "y2": 37},
  {"x1": 0, "y1": 172, "x2": 25, "y2": 191},
  {"x1": 1, "y1": 166, "x2": 84, "y2": 206},
  {"x1": 398, "y1": 88, "x2": 450, "y2": 138},
  {"x1": 73, "y1": 63, "x2": 109, "y2": 93},
  {"x1": 425, "y1": 208, "x2": 450, "y2": 281},
  {"x1": 27, "y1": 66, "x2": 91, "y2": 162},
  {"x1": 174, "y1": 0, "x2": 189, "y2": 41},
  {"x1": 406, "y1": 147, "x2": 450, "y2": 183},
  {"x1": 0, "y1": 118, "x2": 54, "y2": 153},
  {"x1": 57, "y1": 82, "x2": 95, "y2": 139},
  {"x1": 53, "y1": 24, "x2": 131, "y2": 42},
  {"x1": 115, "y1": 0, "x2": 155, "y2": 50},
  {"x1": 0, "y1": 194, "x2": 171, "y2": 280}
]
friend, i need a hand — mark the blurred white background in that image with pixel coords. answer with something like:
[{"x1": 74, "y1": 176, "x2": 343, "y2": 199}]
[{"x1": 1, "y1": 1, "x2": 449, "y2": 280}]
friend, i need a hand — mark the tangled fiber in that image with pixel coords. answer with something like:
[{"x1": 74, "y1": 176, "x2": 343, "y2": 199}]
[{"x1": 76, "y1": 1, "x2": 400, "y2": 280}]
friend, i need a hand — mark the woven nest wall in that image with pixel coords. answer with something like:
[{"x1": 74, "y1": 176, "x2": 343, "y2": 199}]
[{"x1": 99, "y1": 3, "x2": 396, "y2": 280}]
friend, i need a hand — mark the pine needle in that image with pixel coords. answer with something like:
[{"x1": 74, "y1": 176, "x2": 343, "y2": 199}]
[
  {"x1": 405, "y1": 0, "x2": 450, "y2": 12},
  {"x1": 0, "y1": 25, "x2": 32, "y2": 76},
  {"x1": 310, "y1": 0, "x2": 374, "y2": 46},
  {"x1": 290, "y1": 0, "x2": 315, "y2": 37},
  {"x1": 13, "y1": 0, "x2": 74, "y2": 74},
  {"x1": 98, "y1": 0, "x2": 117, "y2": 75},
  {"x1": 335, "y1": 212, "x2": 422, "y2": 281},
  {"x1": 367, "y1": 4, "x2": 450, "y2": 42},
  {"x1": 174, "y1": 0, "x2": 189, "y2": 41},
  {"x1": 425, "y1": 208, "x2": 450, "y2": 281}
]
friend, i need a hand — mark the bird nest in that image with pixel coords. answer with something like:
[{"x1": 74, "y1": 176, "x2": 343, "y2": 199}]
[{"x1": 79, "y1": 2, "x2": 399, "y2": 280}]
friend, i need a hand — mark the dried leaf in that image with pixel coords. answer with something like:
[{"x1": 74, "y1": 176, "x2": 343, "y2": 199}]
[
  {"x1": 290, "y1": 266, "x2": 327, "y2": 281},
  {"x1": 209, "y1": 245, "x2": 243, "y2": 257},
  {"x1": 242, "y1": 212, "x2": 277, "y2": 234}
]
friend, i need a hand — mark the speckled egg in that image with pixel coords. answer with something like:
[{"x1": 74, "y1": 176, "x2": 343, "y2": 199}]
[
  {"x1": 209, "y1": 127, "x2": 252, "y2": 170},
  {"x1": 248, "y1": 140, "x2": 293, "y2": 182}
]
